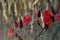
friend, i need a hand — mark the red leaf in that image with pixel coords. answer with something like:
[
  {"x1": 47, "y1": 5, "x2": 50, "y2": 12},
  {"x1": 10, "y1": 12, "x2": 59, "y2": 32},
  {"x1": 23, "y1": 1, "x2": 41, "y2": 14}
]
[
  {"x1": 44, "y1": 10, "x2": 52, "y2": 25},
  {"x1": 43, "y1": 16, "x2": 52, "y2": 25},
  {"x1": 33, "y1": 4, "x2": 36, "y2": 12},
  {"x1": 23, "y1": 15, "x2": 31, "y2": 25},
  {"x1": 20, "y1": 19, "x2": 23, "y2": 29},
  {"x1": 50, "y1": 16, "x2": 55, "y2": 22},
  {"x1": 8, "y1": 28, "x2": 14, "y2": 37},
  {"x1": 51, "y1": 6, "x2": 56, "y2": 15},
  {"x1": 54, "y1": 14, "x2": 60, "y2": 20},
  {"x1": 37, "y1": 9, "x2": 41, "y2": 18},
  {"x1": 44, "y1": 10, "x2": 50, "y2": 17}
]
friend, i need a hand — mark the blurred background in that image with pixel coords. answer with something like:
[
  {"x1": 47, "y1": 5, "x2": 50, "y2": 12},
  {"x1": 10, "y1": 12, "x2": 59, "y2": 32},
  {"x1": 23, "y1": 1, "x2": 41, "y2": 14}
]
[{"x1": 0, "y1": 0, "x2": 60, "y2": 40}]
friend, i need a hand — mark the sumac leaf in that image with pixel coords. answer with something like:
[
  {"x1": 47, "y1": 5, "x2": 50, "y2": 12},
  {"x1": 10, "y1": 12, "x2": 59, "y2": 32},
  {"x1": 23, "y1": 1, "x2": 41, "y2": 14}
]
[
  {"x1": 50, "y1": 16, "x2": 55, "y2": 22},
  {"x1": 20, "y1": 19, "x2": 23, "y2": 29},
  {"x1": 44, "y1": 10, "x2": 50, "y2": 16},
  {"x1": 51, "y1": 6, "x2": 56, "y2": 15},
  {"x1": 37, "y1": 9, "x2": 41, "y2": 18},
  {"x1": 44, "y1": 23, "x2": 49, "y2": 30},
  {"x1": 44, "y1": 10, "x2": 52, "y2": 25},
  {"x1": 43, "y1": 16, "x2": 52, "y2": 26},
  {"x1": 8, "y1": 28, "x2": 14, "y2": 37},
  {"x1": 33, "y1": 4, "x2": 36, "y2": 12},
  {"x1": 54, "y1": 14, "x2": 60, "y2": 20},
  {"x1": 23, "y1": 15, "x2": 31, "y2": 25}
]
